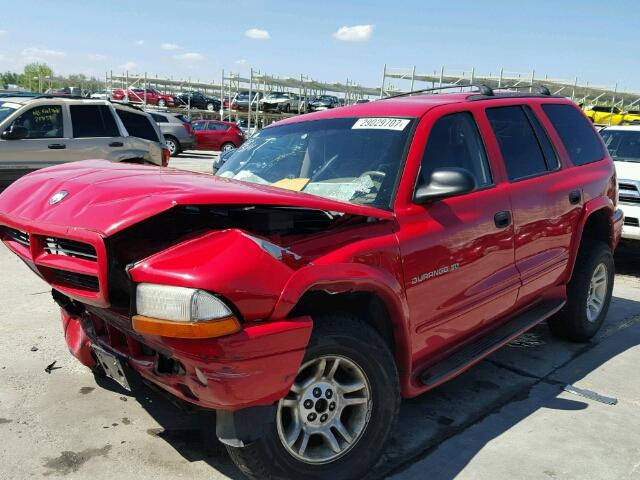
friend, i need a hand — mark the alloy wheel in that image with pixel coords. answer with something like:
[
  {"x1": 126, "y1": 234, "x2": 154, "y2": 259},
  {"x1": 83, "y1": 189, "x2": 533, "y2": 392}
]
[
  {"x1": 276, "y1": 355, "x2": 372, "y2": 465},
  {"x1": 586, "y1": 262, "x2": 607, "y2": 322}
]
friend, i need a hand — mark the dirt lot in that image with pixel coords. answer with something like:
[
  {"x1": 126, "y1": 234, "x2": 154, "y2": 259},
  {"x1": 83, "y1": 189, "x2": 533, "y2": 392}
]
[{"x1": 0, "y1": 220, "x2": 639, "y2": 479}]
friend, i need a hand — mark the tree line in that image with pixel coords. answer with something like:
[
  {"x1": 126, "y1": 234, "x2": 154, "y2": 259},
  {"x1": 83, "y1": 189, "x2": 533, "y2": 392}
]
[{"x1": 1, "y1": 62, "x2": 105, "y2": 92}]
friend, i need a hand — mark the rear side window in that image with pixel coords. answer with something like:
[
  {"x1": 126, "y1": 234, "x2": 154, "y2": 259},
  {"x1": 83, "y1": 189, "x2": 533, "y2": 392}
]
[
  {"x1": 150, "y1": 113, "x2": 168, "y2": 123},
  {"x1": 487, "y1": 106, "x2": 553, "y2": 181},
  {"x1": 70, "y1": 105, "x2": 119, "y2": 138},
  {"x1": 542, "y1": 104, "x2": 605, "y2": 166},
  {"x1": 420, "y1": 112, "x2": 492, "y2": 188},
  {"x1": 116, "y1": 110, "x2": 159, "y2": 142}
]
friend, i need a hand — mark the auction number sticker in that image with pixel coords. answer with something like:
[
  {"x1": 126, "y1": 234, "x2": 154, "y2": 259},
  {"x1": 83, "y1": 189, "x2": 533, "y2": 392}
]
[{"x1": 352, "y1": 118, "x2": 410, "y2": 131}]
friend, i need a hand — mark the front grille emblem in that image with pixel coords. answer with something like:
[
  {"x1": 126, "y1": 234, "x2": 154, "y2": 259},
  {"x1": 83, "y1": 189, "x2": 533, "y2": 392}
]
[{"x1": 49, "y1": 191, "x2": 68, "y2": 205}]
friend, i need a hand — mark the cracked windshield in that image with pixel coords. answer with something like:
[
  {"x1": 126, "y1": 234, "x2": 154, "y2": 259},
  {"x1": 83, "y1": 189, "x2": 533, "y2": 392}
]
[{"x1": 217, "y1": 117, "x2": 415, "y2": 207}]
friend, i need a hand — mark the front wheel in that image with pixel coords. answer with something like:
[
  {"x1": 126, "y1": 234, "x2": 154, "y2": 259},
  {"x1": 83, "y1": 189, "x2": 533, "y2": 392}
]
[
  {"x1": 226, "y1": 315, "x2": 400, "y2": 480},
  {"x1": 157, "y1": 99, "x2": 166, "y2": 107},
  {"x1": 548, "y1": 240, "x2": 614, "y2": 342},
  {"x1": 221, "y1": 142, "x2": 236, "y2": 152},
  {"x1": 206, "y1": 103, "x2": 215, "y2": 111}
]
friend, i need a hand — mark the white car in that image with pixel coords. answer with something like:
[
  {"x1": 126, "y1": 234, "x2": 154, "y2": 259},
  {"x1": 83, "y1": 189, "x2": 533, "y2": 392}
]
[{"x1": 600, "y1": 126, "x2": 640, "y2": 242}]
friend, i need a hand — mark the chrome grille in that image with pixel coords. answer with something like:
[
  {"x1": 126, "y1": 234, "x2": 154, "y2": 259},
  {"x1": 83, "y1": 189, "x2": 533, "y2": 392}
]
[
  {"x1": 619, "y1": 180, "x2": 640, "y2": 204},
  {"x1": 624, "y1": 217, "x2": 639, "y2": 228},
  {"x1": 44, "y1": 237, "x2": 97, "y2": 262}
]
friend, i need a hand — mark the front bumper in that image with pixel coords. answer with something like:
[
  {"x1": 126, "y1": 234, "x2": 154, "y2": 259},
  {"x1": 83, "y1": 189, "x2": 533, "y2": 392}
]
[
  {"x1": 620, "y1": 203, "x2": 640, "y2": 241},
  {"x1": 62, "y1": 306, "x2": 312, "y2": 411}
]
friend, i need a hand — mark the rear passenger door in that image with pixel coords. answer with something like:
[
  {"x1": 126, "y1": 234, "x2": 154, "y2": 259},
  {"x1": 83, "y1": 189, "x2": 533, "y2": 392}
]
[
  {"x1": 485, "y1": 104, "x2": 582, "y2": 304},
  {"x1": 65, "y1": 104, "x2": 127, "y2": 161},
  {"x1": 115, "y1": 109, "x2": 163, "y2": 165}
]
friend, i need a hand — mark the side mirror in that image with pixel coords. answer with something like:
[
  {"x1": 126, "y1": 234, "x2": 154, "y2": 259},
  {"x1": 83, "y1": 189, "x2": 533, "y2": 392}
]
[
  {"x1": 414, "y1": 167, "x2": 477, "y2": 204},
  {"x1": 1, "y1": 125, "x2": 29, "y2": 140}
]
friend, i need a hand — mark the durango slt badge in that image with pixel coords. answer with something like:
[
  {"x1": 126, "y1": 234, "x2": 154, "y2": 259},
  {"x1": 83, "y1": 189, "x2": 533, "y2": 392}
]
[{"x1": 49, "y1": 190, "x2": 68, "y2": 205}]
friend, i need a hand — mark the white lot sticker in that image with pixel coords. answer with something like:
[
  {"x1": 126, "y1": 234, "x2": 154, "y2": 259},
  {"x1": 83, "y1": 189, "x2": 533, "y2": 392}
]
[{"x1": 352, "y1": 118, "x2": 410, "y2": 131}]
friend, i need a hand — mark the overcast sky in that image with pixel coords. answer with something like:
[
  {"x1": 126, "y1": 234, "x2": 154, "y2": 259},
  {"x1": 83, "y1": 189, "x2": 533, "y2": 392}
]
[{"x1": 1, "y1": 0, "x2": 639, "y2": 92}]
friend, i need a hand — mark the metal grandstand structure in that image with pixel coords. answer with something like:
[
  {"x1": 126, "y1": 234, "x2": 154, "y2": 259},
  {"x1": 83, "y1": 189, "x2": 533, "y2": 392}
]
[
  {"x1": 379, "y1": 65, "x2": 640, "y2": 110},
  {"x1": 105, "y1": 64, "x2": 640, "y2": 126}
]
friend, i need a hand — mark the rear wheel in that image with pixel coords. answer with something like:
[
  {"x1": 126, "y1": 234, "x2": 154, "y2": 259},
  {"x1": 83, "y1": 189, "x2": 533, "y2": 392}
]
[
  {"x1": 164, "y1": 136, "x2": 180, "y2": 157},
  {"x1": 158, "y1": 99, "x2": 167, "y2": 107},
  {"x1": 549, "y1": 240, "x2": 614, "y2": 342},
  {"x1": 221, "y1": 142, "x2": 236, "y2": 152},
  {"x1": 226, "y1": 315, "x2": 400, "y2": 480},
  {"x1": 207, "y1": 103, "x2": 215, "y2": 111}
]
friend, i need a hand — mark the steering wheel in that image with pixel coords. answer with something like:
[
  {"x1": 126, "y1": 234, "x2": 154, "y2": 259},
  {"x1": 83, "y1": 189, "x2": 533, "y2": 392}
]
[
  {"x1": 310, "y1": 154, "x2": 340, "y2": 181},
  {"x1": 360, "y1": 171, "x2": 386, "y2": 181}
]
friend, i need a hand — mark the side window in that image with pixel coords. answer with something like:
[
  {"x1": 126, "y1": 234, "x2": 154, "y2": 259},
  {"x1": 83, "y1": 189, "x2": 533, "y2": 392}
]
[
  {"x1": 12, "y1": 105, "x2": 63, "y2": 139},
  {"x1": 523, "y1": 106, "x2": 559, "y2": 170},
  {"x1": 192, "y1": 122, "x2": 206, "y2": 131},
  {"x1": 542, "y1": 104, "x2": 605, "y2": 166},
  {"x1": 487, "y1": 105, "x2": 550, "y2": 181},
  {"x1": 70, "y1": 105, "x2": 119, "y2": 138},
  {"x1": 420, "y1": 111, "x2": 492, "y2": 188},
  {"x1": 115, "y1": 110, "x2": 159, "y2": 142},
  {"x1": 150, "y1": 113, "x2": 167, "y2": 123}
]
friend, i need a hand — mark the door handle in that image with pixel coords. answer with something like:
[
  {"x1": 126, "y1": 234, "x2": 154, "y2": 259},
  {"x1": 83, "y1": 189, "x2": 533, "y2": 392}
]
[
  {"x1": 109, "y1": 141, "x2": 124, "y2": 147},
  {"x1": 47, "y1": 143, "x2": 66, "y2": 149},
  {"x1": 569, "y1": 189, "x2": 582, "y2": 205},
  {"x1": 494, "y1": 211, "x2": 512, "y2": 229}
]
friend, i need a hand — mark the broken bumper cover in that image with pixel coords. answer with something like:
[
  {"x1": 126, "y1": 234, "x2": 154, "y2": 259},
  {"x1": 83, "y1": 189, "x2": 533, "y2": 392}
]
[{"x1": 61, "y1": 307, "x2": 312, "y2": 411}]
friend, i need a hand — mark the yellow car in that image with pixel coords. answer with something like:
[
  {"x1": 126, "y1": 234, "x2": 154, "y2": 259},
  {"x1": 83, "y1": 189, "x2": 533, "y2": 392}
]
[{"x1": 583, "y1": 105, "x2": 640, "y2": 125}]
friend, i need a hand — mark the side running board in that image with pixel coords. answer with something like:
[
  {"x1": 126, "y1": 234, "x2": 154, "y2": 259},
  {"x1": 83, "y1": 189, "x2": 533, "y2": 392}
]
[{"x1": 420, "y1": 299, "x2": 565, "y2": 388}]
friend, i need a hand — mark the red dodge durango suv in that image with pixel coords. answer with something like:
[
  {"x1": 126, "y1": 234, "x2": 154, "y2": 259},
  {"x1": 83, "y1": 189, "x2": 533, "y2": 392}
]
[{"x1": 0, "y1": 85, "x2": 623, "y2": 480}]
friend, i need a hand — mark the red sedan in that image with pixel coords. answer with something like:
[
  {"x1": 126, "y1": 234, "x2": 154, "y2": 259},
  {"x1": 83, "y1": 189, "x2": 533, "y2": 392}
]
[
  {"x1": 192, "y1": 120, "x2": 244, "y2": 151},
  {"x1": 111, "y1": 87, "x2": 175, "y2": 107}
]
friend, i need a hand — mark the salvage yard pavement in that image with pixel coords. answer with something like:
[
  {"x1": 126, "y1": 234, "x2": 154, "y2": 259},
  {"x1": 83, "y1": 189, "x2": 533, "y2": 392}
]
[
  {"x1": 0, "y1": 244, "x2": 639, "y2": 480},
  {"x1": 169, "y1": 150, "x2": 219, "y2": 175}
]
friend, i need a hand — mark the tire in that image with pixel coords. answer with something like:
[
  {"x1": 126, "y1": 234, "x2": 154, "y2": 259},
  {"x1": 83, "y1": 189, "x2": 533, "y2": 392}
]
[
  {"x1": 548, "y1": 240, "x2": 614, "y2": 342},
  {"x1": 207, "y1": 103, "x2": 215, "y2": 111},
  {"x1": 226, "y1": 314, "x2": 400, "y2": 480},
  {"x1": 158, "y1": 99, "x2": 166, "y2": 108},
  {"x1": 221, "y1": 142, "x2": 236, "y2": 152},
  {"x1": 164, "y1": 136, "x2": 180, "y2": 157}
]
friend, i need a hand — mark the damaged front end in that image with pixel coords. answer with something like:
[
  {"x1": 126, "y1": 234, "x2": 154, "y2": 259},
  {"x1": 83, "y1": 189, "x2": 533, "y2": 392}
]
[
  {"x1": 0, "y1": 200, "x2": 385, "y2": 412},
  {"x1": 0, "y1": 161, "x2": 398, "y2": 447}
]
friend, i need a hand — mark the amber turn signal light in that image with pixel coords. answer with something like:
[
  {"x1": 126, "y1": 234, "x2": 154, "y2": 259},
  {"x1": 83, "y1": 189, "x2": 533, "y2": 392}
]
[{"x1": 132, "y1": 315, "x2": 241, "y2": 338}]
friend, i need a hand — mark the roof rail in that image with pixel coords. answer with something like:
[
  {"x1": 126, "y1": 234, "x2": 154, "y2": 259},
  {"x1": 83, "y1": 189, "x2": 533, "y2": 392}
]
[
  {"x1": 34, "y1": 94, "x2": 89, "y2": 100},
  {"x1": 497, "y1": 84, "x2": 551, "y2": 96},
  {"x1": 381, "y1": 84, "x2": 494, "y2": 100}
]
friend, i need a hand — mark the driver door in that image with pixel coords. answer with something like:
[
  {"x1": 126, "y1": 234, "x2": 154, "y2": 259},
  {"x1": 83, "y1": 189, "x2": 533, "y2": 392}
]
[
  {"x1": 0, "y1": 103, "x2": 70, "y2": 169},
  {"x1": 396, "y1": 110, "x2": 519, "y2": 364}
]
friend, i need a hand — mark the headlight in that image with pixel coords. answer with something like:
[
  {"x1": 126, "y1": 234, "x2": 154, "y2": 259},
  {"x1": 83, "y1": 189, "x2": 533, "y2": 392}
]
[{"x1": 136, "y1": 283, "x2": 232, "y2": 322}]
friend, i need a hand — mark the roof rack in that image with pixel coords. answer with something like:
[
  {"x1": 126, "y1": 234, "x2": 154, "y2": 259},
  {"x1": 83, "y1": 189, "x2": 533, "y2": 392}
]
[
  {"x1": 381, "y1": 84, "x2": 494, "y2": 100},
  {"x1": 33, "y1": 94, "x2": 89, "y2": 100},
  {"x1": 497, "y1": 84, "x2": 551, "y2": 96}
]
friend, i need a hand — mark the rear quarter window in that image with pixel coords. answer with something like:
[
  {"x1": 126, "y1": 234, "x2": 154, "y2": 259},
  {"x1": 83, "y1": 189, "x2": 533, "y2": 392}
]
[
  {"x1": 116, "y1": 110, "x2": 160, "y2": 142},
  {"x1": 542, "y1": 104, "x2": 605, "y2": 166}
]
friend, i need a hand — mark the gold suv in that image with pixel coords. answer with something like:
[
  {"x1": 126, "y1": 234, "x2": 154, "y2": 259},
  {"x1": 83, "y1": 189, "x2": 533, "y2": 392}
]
[{"x1": 0, "y1": 96, "x2": 167, "y2": 189}]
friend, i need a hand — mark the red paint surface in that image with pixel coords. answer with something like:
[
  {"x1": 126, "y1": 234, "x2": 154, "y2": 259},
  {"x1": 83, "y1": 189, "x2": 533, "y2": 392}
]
[{"x1": 0, "y1": 93, "x2": 623, "y2": 409}]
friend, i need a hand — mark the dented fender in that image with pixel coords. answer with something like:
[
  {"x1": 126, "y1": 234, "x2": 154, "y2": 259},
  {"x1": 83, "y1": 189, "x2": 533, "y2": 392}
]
[
  {"x1": 269, "y1": 262, "x2": 413, "y2": 392},
  {"x1": 129, "y1": 229, "x2": 296, "y2": 321}
]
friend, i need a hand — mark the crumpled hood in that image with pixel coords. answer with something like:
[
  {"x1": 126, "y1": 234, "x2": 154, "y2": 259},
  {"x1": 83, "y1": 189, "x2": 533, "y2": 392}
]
[{"x1": 0, "y1": 160, "x2": 392, "y2": 236}]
